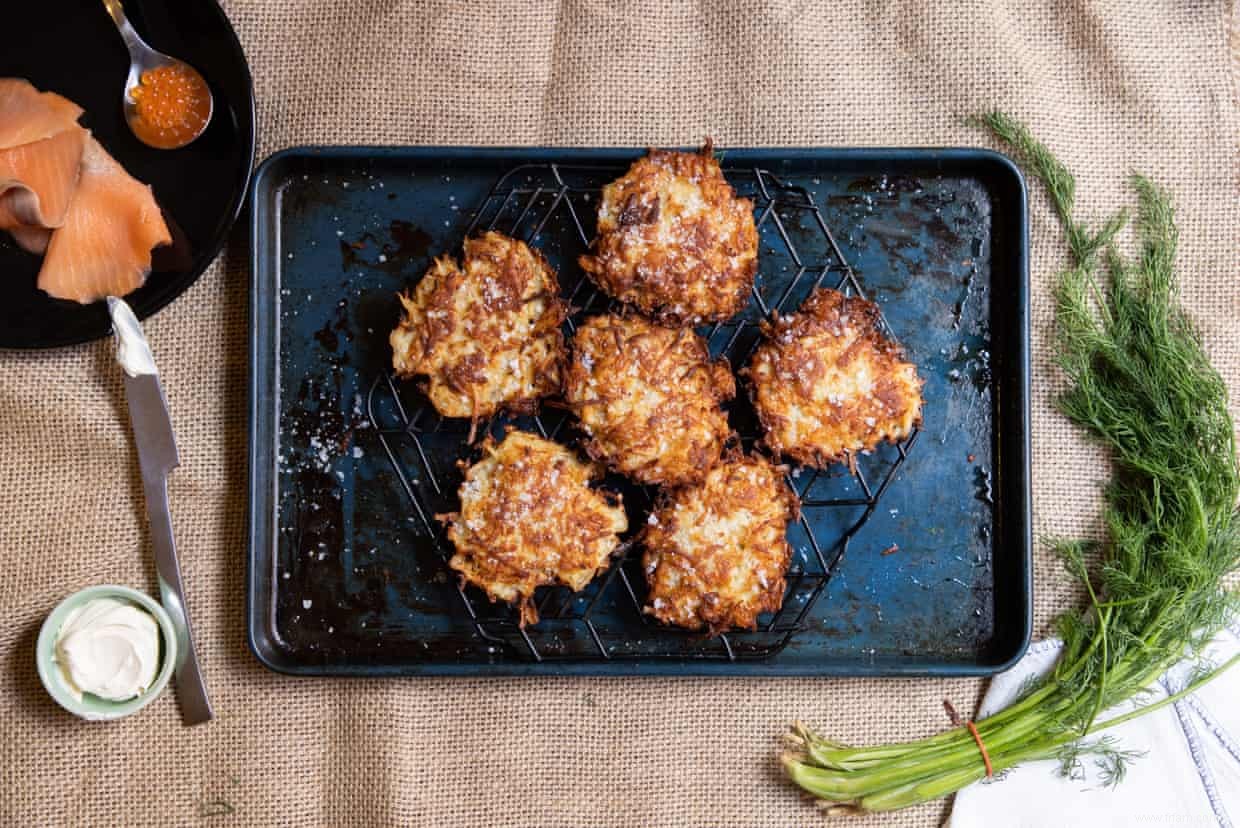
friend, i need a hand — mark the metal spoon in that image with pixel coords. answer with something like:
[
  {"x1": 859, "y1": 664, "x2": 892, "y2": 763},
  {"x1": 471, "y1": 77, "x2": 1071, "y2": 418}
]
[{"x1": 100, "y1": 0, "x2": 214, "y2": 149}]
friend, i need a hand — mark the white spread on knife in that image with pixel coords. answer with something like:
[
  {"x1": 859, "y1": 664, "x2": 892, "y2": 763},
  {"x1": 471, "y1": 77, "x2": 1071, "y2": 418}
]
[
  {"x1": 106, "y1": 296, "x2": 158, "y2": 377},
  {"x1": 54, "y1": 597, "x2": 161, "y2": 702}
]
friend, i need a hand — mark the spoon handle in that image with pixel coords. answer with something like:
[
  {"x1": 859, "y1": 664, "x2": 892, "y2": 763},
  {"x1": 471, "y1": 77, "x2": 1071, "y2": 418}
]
[{"x1": 100, "y1": 0, "x2": 149, "y2": 58}]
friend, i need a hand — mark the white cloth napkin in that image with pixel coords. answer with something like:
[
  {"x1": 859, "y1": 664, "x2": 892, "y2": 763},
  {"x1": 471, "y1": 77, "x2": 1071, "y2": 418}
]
[{"x1": 949, "y1": 624, "x2": 1240, "y2": 828}]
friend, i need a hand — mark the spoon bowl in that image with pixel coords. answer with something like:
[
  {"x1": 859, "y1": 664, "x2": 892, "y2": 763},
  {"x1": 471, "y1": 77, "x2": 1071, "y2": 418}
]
[{"x1": 101, "y1": 0, "x2": 213, "y2": 149}]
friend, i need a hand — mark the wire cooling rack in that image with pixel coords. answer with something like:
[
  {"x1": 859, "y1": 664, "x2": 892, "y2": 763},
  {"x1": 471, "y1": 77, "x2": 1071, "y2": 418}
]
[{"x1": 366, "y1": 160, "x2": 919, "y2": 663}]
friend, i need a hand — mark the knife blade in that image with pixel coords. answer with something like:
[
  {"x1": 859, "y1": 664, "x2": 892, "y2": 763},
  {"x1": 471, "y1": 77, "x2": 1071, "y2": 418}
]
[{"x1": 107, "y1": 297, "x2": 213, "y2": 726}]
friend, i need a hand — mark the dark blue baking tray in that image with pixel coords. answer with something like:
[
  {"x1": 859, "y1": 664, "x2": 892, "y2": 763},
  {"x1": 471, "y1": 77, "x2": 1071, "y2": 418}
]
[{"x1": 248, "y1": 146, "x2": 1031, "y2": 676}]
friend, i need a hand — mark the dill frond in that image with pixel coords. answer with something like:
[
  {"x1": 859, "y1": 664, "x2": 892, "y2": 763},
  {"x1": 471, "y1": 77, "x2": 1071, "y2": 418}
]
[{"x1": 784, "y1": 114, "x2": 1240, "y2": 812}]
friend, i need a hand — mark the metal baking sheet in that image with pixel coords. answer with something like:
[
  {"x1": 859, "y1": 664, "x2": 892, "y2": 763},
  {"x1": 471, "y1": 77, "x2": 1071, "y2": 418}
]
[{"x1": 248, "y1": 146, "x2": 1030, "y2": 676}]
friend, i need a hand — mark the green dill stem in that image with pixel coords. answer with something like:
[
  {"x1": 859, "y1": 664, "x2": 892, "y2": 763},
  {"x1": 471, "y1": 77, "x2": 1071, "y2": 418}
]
[
  {"x1": 801, "y1": 636, "x2": 1112, "y2": 765},
  {"x1": 1088, "y1": 653, "x2": 1240, "y2": 734},
  {"x1": 804, "y1": 675, "x2": 1072, "y2": 769},
  {"x1": 803, "y1": 675, "x2": 1087, "y2": 772},
  {"x1": 1078, "y1": 568, "x2": 1111, "y2": 734},
  {"x1": 797, "y1": 704, "x2": 1072, "y2": 798},
  {"x1": 857, "y1": 745, "x2": 1037, "y2": 812},
  {"x1": 790, "y1": 654, "x2": 1239, "y2": 811},
  {"x1": 846, "y1": 653, "x2": 1239, "y2": 812}
]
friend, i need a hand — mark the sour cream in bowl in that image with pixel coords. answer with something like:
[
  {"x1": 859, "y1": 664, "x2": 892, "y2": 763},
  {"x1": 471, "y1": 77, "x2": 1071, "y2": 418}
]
[{"x1": 36, "y1": 585, "x2": 177, "y2": 721}]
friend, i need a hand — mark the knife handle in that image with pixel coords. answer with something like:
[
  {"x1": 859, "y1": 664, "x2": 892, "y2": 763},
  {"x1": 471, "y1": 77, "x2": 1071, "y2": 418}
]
[{"x1": 145, "y1": 476, "x2": 214, "y2": 725}]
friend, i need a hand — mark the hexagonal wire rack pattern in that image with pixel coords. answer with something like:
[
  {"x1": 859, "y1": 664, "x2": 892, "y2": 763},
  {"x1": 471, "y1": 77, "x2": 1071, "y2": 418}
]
[{"x1": 367, "y1": 160, "x2": 920, "y2": 663}]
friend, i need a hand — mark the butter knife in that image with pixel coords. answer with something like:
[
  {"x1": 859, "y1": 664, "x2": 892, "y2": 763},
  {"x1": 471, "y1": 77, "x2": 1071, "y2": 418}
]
[{"x1": 107, "y1": 297, "x2": 213, "y2": 726}]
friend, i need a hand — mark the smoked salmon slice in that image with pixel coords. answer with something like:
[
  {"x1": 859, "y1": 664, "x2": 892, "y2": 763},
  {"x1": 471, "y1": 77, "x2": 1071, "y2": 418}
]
[
  {"x1": 37, "y1": 137, "x2": 171, "y2": 304},
  {"x1": 7, "y1": 226, "x2": 51, "y2": 255},
  {"x1": 0, "y1": 78, "x2": 84, "y2": 149},
  {"x1": 0, "y1": 126, "x2": 88, "y2": 230},
  {"x1": 0, "y1": 79, "x2": 171, "y2": 302}
]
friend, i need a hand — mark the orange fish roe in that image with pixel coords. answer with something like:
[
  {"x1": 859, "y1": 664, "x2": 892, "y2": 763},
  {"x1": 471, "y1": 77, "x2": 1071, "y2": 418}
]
[{"x1": 128, "y1": 64, "x2": 211, "y2": 149}]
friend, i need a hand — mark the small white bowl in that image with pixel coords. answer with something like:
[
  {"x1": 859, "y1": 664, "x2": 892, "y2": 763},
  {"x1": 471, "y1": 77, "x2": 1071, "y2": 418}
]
[{"x1": 36, "y1": 584, "x2": 177, "y2": 721}]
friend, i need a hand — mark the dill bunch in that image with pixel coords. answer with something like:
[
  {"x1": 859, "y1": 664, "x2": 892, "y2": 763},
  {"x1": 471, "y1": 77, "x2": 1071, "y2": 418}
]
[{"x1": 782, "y1": 113, "x2": 1240, "y2": 814}]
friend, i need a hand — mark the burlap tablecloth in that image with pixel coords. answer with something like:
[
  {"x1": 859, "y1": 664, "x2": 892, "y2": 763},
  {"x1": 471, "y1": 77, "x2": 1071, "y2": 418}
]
[{"x1": 3, "y1": 2, "x2": 1237, "y2": 825}]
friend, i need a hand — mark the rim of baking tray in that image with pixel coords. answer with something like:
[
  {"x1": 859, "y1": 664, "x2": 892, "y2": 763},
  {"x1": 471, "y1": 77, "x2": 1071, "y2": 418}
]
[{"x1": 245, "y1": 145, "x2": 1032, "y2": 677}]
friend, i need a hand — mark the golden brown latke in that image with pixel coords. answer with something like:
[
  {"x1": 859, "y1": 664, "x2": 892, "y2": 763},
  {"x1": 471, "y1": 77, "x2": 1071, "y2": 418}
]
[
  {"x1": 745, "y1": 287, "x2": 923, "y2": 468},
  {"x1": 389, "y1": 231, "x2": 568, "y2": 430},
  {"x1": 440, "y1": 429, "x2": 628, "y2": 627},
  {"x1": 563, "y1": 314, "x2": 736, "y2": 487},
  {"x1": 578, "y1": 143, "x2": 758, "y2": 327},
  {"x1": 641, "y1": 452, "x2": 797, "y2": 634}
]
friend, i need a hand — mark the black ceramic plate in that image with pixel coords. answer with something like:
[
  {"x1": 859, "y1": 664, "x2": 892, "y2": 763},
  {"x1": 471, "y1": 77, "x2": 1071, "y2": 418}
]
[{"x1": 1, "y1": 0, "x2": 254, "y2": 349}]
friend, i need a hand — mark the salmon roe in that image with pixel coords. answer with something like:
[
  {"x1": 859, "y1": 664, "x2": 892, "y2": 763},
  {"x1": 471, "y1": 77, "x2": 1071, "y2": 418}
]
[{"x1": 128, "y1": 64, "x2": 211, "y2": 149}]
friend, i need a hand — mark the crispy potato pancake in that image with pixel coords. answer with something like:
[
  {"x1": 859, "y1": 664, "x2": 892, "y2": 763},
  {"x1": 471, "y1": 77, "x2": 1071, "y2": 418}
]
[
  {"x1": 642, "y1": 452, "x2": 797, "y2": 634},
  {"x1": 390, "y1": 231, "x2": 568, "y2": 427},
  {"x1": 579, "y1": 144, "x2": 758, "y2": 326},
  {"x1": 746, "y1": 287, "x2": 923, "y2": 467},
  {"x1": 564, "y1": 314, "x2": 735, "y2": 486},
  {"x1": 441, "y1": 430, "x2": 628, "y2": 627}
]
